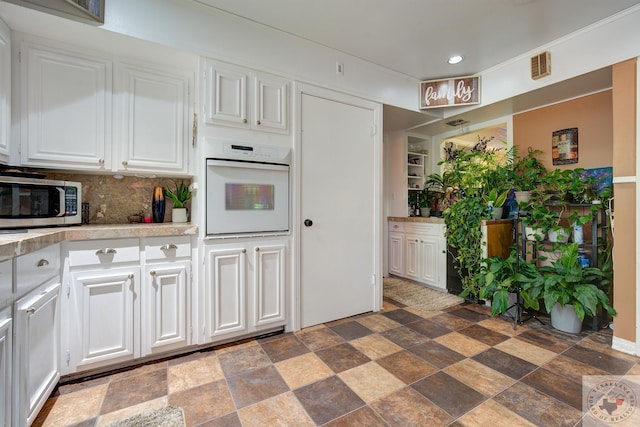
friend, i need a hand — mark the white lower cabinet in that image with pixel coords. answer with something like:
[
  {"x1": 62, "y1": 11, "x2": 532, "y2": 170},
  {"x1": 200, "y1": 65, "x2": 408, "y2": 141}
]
[
  {"x1": 13, "y1": 278, "x2": 61, "y2": 427},
  {"x1": 388, "y1": 221, "x2": 446, "y2": 290},
  {"x1": 68, "y1": 267, "x2": 139, "y2": 372},
  {"x1": 204, "y1": 239, "x2": 287, "y2": 342},
  {"x1": 0, "y1": 307, "x2": 11, "y2": 427},
  {"x1": 63, "y1": 236, "x2": 192, "y2": 374}
]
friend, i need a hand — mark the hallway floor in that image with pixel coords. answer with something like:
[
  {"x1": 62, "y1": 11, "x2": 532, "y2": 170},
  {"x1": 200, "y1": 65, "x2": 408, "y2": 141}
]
[{"x1": 34, "y1": 298, "x2": 640, "y2": 427}]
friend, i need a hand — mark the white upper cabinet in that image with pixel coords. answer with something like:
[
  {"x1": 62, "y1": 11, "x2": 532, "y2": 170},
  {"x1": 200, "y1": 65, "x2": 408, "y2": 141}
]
[
  {"x1": 0, "y1": 18, "x2": 10, "y2": 165},
  {"x1": 16, "y1": 36, "x2": 195, "y2": 175},
  {"x1": 19, "y1": 42, "x2": 112, "y2": 171},
  {"x1": 204, "y1": 59, "x2": 289, "y2": 133},
  {"x1": 115, "y1": 62, "x2": 192, "y2": 174}
]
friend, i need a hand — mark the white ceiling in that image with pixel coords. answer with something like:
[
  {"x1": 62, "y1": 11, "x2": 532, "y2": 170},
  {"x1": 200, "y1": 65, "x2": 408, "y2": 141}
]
[
  {"x1": 195, "y1": 0, "x2": 640, "y2": 133},
  {"x1": 194, "y1": 0, "x2": 640, "y2": 80}
]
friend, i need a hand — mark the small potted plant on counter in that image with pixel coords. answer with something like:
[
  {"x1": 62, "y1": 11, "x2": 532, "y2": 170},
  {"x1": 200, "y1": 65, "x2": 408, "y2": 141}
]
[{"x1": 165, "y1": 180, "x2": 192, "y2": 223}]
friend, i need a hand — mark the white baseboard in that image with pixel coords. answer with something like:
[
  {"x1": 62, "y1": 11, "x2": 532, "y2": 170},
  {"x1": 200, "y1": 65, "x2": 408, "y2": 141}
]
[{"x1": 612, "y1": 336, "x2": 637, "y2": 356}]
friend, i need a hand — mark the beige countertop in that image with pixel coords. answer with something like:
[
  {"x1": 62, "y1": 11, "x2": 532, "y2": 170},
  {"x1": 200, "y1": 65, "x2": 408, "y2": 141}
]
[
  {"x1": 387, "y1": 216, "x2": 514, "y2": 226},
  {"x1": 388, "y1": 216, "x2": 445, "y2": 224},
  {"x1": 0, "y1": 223, "x2": 198, "y2": 261}
]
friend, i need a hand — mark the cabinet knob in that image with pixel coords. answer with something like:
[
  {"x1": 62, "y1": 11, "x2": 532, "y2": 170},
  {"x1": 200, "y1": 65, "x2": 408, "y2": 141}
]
[
  {"x1": 256, "y1": 120, "x2": 261, "y2": 125},
  {"x1": 98, "y1": 158, "x2": 105, "y2": 164},
  {"x1": 150, "y1": 271, "x2": 156, "y2": 276},
  {"x1": 37, "y1": 259, "x2": 49, "y2": 267},
  {"x1": 255, "y1": 247, "x2": 260, "y2": 252},
  {"x1": 160, "y1": 244, "x2": 178, "y2": 251},
  {"x1": 128, "y1": 274, "x2": 134, "y2": 280},
  {"x1": 122, "y1": 160, "x2": 128, "y2": 166},
  {"x1": 25, "y1": 307, "x2": 36, "y2": 315},
  {"x1": 242, "y1": 249, "x2": 247, "y2": 253},
  {"x1": 243, "y1": 118, "x2": 248, "y2": 124}
]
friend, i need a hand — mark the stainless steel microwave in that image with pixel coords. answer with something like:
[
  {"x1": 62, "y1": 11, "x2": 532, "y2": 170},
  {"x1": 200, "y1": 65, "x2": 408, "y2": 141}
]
[{"x1": 0, "y1": 176, "x2": 82, "y2": 229}]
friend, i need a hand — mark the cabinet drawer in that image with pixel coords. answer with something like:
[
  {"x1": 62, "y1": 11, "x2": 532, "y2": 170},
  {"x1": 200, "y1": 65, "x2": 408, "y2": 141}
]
[
  {"x1": 144, "y1": 236, "x2": 191, "y2": 261},
  {"x1": 16, "y1": 244, "x2": 60, "y2": 296},
  {"x1": 68, "y1": 239, "x2": 139, "y2": 267},
  {"x1": 389, "y1": 222, "x2": 405, "y2": 233},
  {"x1": 405, "y1": 223, "x2": 444, "y2": 236}
]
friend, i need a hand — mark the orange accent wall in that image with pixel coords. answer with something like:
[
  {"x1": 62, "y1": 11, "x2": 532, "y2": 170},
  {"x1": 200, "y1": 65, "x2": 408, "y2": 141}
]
[
  {"x1": 611, "y1": 59, "x2": 637, "y2": 343},
  {"x1": 513, "y1": 91, "x2": 613, "y2": 170}
]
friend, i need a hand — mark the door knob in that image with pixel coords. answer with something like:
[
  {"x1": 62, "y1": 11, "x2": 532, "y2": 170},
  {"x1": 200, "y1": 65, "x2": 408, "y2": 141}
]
[{"x1": 304, "y1": 219, "x2": 313, "y2": 227}]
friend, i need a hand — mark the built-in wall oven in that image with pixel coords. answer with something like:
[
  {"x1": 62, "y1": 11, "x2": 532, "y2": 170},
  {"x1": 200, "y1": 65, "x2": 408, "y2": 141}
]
[{"x1": 206, "y1": 140, "x2": 290, "y2": 236}]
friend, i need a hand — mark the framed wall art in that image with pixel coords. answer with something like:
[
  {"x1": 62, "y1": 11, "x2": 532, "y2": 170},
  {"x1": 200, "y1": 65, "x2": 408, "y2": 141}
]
[{"x1": 552, "y1": 127, "x2": 578, "y2": 165}]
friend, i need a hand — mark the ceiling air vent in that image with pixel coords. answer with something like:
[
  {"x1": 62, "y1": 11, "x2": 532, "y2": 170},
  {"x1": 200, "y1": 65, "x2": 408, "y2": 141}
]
[{"x1": 530, "y1": 51, "x2": 551, "y2": 80}]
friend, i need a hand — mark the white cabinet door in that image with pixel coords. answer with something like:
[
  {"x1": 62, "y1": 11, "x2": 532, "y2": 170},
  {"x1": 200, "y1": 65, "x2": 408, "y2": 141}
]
[
  {"x1": 69, "y1": 267, "x2": 139, "y2": 372},
  {"x1": 142, "y1": 261, "x2": 189, "y2": 355},
  {"x1": 0, "y1": 18, "x2": 10, "y2": 165},
  {"x1": 418, "y1": 235, "x2": 439, "y2": 287},
  {"x1": 405, "y1": 234, "x2": 420, "y2": 280},
  {"x1": 0, "y1": 309, "x2": 11, "y2": 427},
  {"x1": 252, "y1": 73, "x2": 288, "y2": 133},
  {"x1": 252, "y1": 243, "x2": 286, "y2": 327},
  {"x1": 204, "y1": 59, "x2": 289, "y2": 133},
  {"x1": 116, "y1": 63, "x2": 191, "y2": 174},
  {"x1": 13, "y1": 279, "x2": 60, "y2": 427},
  {"x1": 204, "y1": 60, "x2": 248, "y2": 127},
  {"x1": 20, "y1": 42, "x2": 111, "y2": 170},
  {"x1": 205, "y1": 246, "x2": 246, "y2": 338},
  {"x1": 388, "y1": 232, "x2": 405, "y2": 276}
]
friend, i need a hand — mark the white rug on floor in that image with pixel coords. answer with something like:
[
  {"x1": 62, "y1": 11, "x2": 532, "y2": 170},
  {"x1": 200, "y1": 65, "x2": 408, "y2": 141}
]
[
  {"x1": 384, "y1": 277, "x2": 463, "y2": 312},
  {"x1": 105, "y1": 406, "x2": 185, "y2": 427}
]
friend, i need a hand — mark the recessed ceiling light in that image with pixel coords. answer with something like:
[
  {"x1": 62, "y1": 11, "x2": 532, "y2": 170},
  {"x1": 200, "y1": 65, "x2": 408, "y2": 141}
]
[{"x1": 448, "y1": 55, "x2": 463, "y2": 65}]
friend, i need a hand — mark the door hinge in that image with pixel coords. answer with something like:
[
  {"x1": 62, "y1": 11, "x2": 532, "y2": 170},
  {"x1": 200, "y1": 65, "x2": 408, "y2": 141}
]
[
  {"x1": 18, "y1": 50, "x2": 21, "y2": 63},
  {"x1": 66, "y1": 350, "x2": 70, "y2": 366},
  {"x1": 66, "y1": 284, "x2": 70, "y2": 298}
]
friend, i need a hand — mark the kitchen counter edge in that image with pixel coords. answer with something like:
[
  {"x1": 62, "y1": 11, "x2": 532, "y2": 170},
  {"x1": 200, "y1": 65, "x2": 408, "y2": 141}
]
[
  {"x1": 387, "y1": 216, "x2": 514, "y2": 225},
  {"x1": 0, "y1": 224, "x2": 198, "y2": 261}
]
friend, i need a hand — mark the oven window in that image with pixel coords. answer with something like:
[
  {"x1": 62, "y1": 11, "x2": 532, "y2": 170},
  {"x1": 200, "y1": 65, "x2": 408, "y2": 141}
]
[{"x1": 225, "y1": 183, "x2": 275, "y2": 210}]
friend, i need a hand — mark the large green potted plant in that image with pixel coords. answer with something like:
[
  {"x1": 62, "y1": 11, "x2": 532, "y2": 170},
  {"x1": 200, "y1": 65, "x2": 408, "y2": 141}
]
[
  {"x1": 476, "y1": 249, "x2": 542, "y2": 316},
  {"x1": 520, "y1": 243, "x2": 616, "y2": 333},
  {"x1": 512, "y1": 147, "x2": 547, "y2": 203},
  {"x1": 165, "y1": 180, "x2": 192, "y2": 223}
]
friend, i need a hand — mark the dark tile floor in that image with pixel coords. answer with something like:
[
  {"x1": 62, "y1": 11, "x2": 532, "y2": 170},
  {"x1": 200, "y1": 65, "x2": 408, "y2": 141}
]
[{"x1": 33, "y1": 297, "x2": 640, "y2": 426}]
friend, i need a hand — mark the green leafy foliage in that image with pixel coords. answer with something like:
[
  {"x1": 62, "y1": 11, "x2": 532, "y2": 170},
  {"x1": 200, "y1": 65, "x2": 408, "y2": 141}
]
[
  {"x1": 520, "y1": 243, "x2": 616, "y2": 321},
  {"x1": 165, "y1": 180, "x2": 192, "y2": 208}
]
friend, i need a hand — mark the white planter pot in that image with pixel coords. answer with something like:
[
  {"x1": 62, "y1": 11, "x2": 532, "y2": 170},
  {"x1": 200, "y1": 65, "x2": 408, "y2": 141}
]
[
  {"x1": 537, "y1": 249, "x2": 561, "y2": 267},
  {"x1": 525, "y1": 226, "x2": 545, "y2": 241},
  {"x1": 514, "y1": 191, "x2": 532, "y2": 204},
  {"x1": 172, "y1": 208, "x2": 188, "y2": 223},
  {"x1": 491, "y1": 207, "x2": 503, "y2": 220},
  {"x1": 420, "y1": 208, "x2": 430, "y2": 217},
  {"x1": 548, "y1": 228, "x2": 570, "y2": 243},
  {"x1": 550, "y1": 303, "x2": 582, "y2": 334}
]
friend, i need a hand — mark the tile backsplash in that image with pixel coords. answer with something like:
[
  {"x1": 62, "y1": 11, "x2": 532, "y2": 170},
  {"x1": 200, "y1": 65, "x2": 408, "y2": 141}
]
[{"x1": 44, "y1": 172, "x2": 192, "y2": 224}]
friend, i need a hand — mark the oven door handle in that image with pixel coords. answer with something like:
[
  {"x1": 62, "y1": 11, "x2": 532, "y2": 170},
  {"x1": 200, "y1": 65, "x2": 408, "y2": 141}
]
[
  {"x1": 207, "y1": 159, "x2": 289, "y2": 172},
  {"x1": 57, "y1": 187, "x2": 66, "y2": 217}
]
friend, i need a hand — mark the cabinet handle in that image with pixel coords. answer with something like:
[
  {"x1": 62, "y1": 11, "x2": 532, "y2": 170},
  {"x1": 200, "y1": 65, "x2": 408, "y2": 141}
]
[
  {"x1": 256, "y1": 120, "x2": 261, "y2": 125},
  {"x1": 242, "y1": 249, "x2": 246, "y2": 253},
  {"x1": 160, "y1": 244, "x2": 178, "y2": 251},
  {"x1": 25, "y1": 307, "x2": 36, "y2": 315},
  {"x1": 96, "y1": 248, "x2": 117, "y2": 255},
  {"x1": 150, "y1": 271, "x2": 156, "y2": 276},
  {"x1": 128, "y1": 274, "x2": 134, "y2": 280},
  {"x1": 98, "y1": 158, "x2": 105, "y2": 164},
  {"x1": 243, "y1": 118, "x2": 248, "y2": 124},
  {"x1": 37, "y1": 259, "x2": 49, "y2": 267},
  {"x1": 255, "y1": 247, "x2": 260, "y2": 252},
  {"x1": 122, "y1": 160, "x2": 128, "y2": 166}
]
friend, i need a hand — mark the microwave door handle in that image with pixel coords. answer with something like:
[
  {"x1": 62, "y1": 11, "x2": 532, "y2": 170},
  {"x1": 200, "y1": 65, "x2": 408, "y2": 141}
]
[{"x1": 57, "y1": 187, "x2": 66, "y2": 217}]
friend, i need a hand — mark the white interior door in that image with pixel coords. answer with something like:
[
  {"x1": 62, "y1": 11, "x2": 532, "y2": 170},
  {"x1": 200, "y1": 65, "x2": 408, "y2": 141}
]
[{"x1": 300, "y1": 92, "x2": 377, "y2": 327}]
